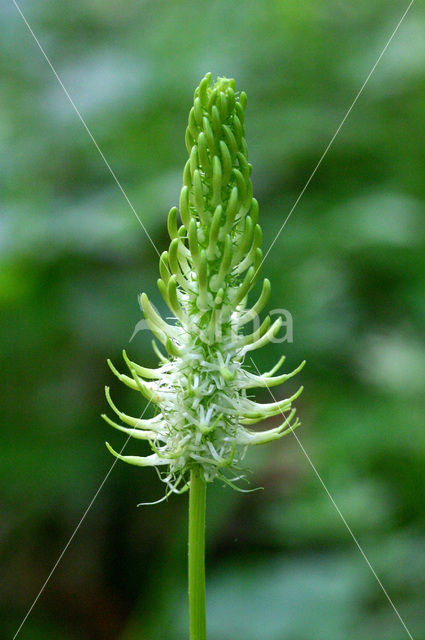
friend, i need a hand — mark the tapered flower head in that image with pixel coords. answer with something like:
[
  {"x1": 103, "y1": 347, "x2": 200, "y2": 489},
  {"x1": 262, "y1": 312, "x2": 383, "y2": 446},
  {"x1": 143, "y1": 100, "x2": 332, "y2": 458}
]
[{"x1": 104, "y1": 74, "x2": 304, "y2": 498}]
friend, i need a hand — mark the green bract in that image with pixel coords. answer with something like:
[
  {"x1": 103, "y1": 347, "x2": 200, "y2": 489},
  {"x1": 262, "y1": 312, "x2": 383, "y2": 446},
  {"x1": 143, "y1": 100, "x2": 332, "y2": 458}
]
[{"x1": 104, "y1": 74, "x2": 305, "y2": 497}]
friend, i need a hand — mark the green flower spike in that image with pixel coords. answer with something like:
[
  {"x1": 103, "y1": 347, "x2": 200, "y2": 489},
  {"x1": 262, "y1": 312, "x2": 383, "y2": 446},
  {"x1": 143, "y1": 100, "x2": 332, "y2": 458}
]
[{"x1": 104, "y1": 74, "x2": 305, "y2": 498}]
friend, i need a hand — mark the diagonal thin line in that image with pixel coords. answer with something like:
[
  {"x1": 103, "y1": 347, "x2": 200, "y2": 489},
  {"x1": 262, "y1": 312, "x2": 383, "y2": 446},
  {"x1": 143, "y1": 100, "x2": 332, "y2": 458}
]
[
  {"x1": 12, "y1": 0, "x2": 162, "y2": 260},
  {"x1": 13, "y1": 0, "x2": 415, "y2": 281},
  {"x1": 254, "y1": 0, "x2": 415, "y2": 280},
  {"x1": 12, "y1": 400, "x2": 153, "y2": 640},
  {"x1": 11, "y1": 1, "x2": 415, "y2": 638},
  {"x1": 249, "y1": 356, "x2": 415, "y2": 640},
  {"x1": 10, "y1": 4, "x2": 165, "y2": 636}
]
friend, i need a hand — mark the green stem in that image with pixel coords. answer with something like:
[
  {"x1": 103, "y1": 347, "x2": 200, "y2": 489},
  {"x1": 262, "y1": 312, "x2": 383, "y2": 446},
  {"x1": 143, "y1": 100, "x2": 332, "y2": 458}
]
[{"x1": 188, "y1": 466, "x2": 207, "y2": 640}]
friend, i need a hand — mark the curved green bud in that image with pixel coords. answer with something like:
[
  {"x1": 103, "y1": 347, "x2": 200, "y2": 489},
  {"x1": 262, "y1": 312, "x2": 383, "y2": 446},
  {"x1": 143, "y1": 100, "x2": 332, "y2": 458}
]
[
  {"x1": 249, "y1": 198, "x2": 259, "y2": 226},
  {"x1": 232, "y1": 266, "x2": 255, "y2": 306},
  {"x1": 241, "y1": 316, "x2": 283, "y2": 354},
  {"x1": 211, "y1": 105, "x2": 221, "y2": 136},
  {"x1": 105, "y1": 385, "x2": 161, "y2": 429},
  {"x1": 159, "y1": 251, "x2": 170, "y2": 284},
  {"x1": 219, "y1": 140, "x2": 232, "y2": 184},
  {"x1": 236, "y1": 224, "x2": 263, "y2": 274},
  {"x1": 197, "y1": 132, "x2": 211, "y2": 174},
  {"x1": 239, "y1": 315, "x2": 271, "y2": 347},
  {"x1": 189, "y1": 145, "x2": 199, "y2": 177},
  {"x1": 188, "y1": 218, "x2": 200, "y2": 269},
  {"x1": 193, "y1": 169, "x2": 206, "y2": 222},
  {"x1": 122, "y1": 350, "x2": 163, "y2": 380},
  {"x1": 232, "y1": 215, "x2": 254, "y2": 266},
  {"x1": 193, "y1": 97, "x2": 203, "y2": 126},
  {"x1": 188, "y1": 107, "x2": 199, "y2": 140},
  {"x1": 106, "y1": 443, "x2": 169, "y2": 468},
  {"x1": 207, "y1": 205, "x2": 223, "y2": 259},
  {"x1": 222, "y1": 124, "x2": 237, "y2": 161},
  {"x1": 218, "y1": 92, "x2": 228, "y2": 121},
  {"x1": 157, "y1": 278, "x2": 170, "y2": 307},
  {"x1": 223, "y1": 186, "x2": 239, "y2": 235},
  {"x1": 167, "y1": 276, "x2": 188, "y2": 324},
  {"x1": 165, "y1": 335, "x2": 183, "y2": 358},
  {"x1": 168, "y1": 238, "x2": 189, "y2": 291},
  {"x1": 233, "y1": 115, "x2": 243, "y2": 146},
  {"x1": 182, "y1": 160, "x2": 191, "y2": 188},
  {"x1": 210, "y1": 234, "x2": 232, "y2": 292},
  {"x1": 185, "y1": 129, "x2": 194, "y2": 153},
  {"x1": 167, "y1": 207, "x2": 178, "y2": 239},
  {"x1": 139, "y1": 292, "x2": 179, "y2": 337},
  {"x1": 179, "y1": 185, "x2": 191, "y2": 228},
  {"x1": 202, "y1": 115, "x2": 215, "y2": 153},
  {"x1": 241, "y1": 360, "x2": 307, "y2": 389},
  {"x1": 239, "y1": 278, "x2": 271, "y2": 326}
]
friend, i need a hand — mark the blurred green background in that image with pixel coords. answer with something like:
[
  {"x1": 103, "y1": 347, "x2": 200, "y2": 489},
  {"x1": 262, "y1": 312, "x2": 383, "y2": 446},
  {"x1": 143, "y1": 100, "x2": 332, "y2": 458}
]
[{"x1": 1, "y1": 1, "x2": 424, "y2": 638}]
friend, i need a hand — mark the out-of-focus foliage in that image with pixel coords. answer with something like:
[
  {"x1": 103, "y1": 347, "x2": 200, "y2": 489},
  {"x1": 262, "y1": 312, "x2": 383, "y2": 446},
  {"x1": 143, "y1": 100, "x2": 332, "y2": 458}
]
[{"x1": 1, "y1": 1, "x2": 424, "y2": 639}]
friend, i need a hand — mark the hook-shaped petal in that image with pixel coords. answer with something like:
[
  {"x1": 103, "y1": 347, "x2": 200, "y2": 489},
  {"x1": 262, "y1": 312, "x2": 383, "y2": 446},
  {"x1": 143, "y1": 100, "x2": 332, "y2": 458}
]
[{"x1": 105, "y1": 442, "x2": 169, "y2": 467}]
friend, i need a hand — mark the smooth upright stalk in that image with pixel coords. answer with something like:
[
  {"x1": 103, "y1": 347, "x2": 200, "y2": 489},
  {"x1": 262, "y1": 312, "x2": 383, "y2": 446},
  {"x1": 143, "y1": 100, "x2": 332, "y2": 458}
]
[{"x1": 188, "y1": 466, "x2": 207, "y2": 640}]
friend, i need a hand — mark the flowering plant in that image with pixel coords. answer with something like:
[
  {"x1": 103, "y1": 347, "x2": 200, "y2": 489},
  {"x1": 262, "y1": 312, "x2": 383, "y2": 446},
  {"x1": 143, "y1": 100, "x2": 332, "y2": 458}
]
[{"x1": 103, "y1": 74, "x2": 304, "y2": 639}]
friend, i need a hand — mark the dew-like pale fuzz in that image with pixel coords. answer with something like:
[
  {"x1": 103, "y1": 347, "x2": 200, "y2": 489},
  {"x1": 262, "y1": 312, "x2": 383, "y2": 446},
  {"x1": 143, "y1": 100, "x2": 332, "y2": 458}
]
[{"x1": 104, "y1": 74, "x2": 305, "y2": 498}]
